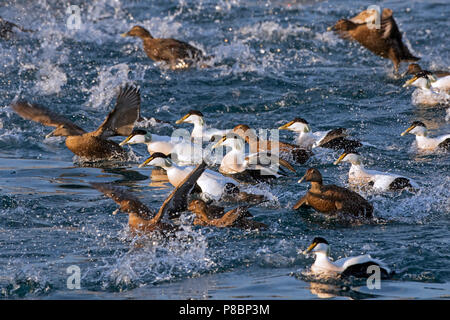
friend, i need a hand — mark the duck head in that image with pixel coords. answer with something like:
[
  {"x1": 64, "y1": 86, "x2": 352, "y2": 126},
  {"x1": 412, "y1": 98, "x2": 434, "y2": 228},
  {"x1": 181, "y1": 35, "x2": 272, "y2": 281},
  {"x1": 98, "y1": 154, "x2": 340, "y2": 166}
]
[
  {"x1": 298, "y1": 168, "x2": 323, "y2": 184},
  {"x1": 119, "y1": 128, "x2": 151, "y2": 146},
  {"x1": 175, "y1": 110, "x2": 204, "y2": 126},
  {"x1": 334, "y1": 150, "x2": 362, "y2": 165},
  {"x1": 304, "y1": 237, "x2": 330, "y2": 256},
  {"x1": 139, "y1": 152, "x2": 172, "y2": 168},
  {"x1": 278, "y1": 118, "x2": 311, "y2": 133},
  {"x1": 401, "y1": 121, "x2": 427, "y2": 137},
  {"x1": 121, "y1": 25, "x2": 153, "y2": 39},
  {"x1": 403, "y1": 71, "x2": 437, "y2": 89}
]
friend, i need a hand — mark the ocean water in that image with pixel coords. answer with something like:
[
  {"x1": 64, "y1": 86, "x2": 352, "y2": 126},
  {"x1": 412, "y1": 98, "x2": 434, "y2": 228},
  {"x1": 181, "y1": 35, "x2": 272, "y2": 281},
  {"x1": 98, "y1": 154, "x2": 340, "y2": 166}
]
[{"x1": 0, "y1": 0, "x2": 449, "y2": 300}]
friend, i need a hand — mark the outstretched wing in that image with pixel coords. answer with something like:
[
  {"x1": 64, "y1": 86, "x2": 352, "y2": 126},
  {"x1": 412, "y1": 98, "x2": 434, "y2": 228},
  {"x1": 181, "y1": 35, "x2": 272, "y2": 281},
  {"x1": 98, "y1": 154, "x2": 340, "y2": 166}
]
[
  {"x1": 90, "y1": 182, "x2": 155, "y2": 219},
  {"x1": 157, "y1": 161, "x2": 207, "y2": 221},
  {"x1": 94, "y1": 84, "x2": 141, "y2": 138},
  {"x1": 11, "y1": 101, "x2": 85, "y2": 134}
]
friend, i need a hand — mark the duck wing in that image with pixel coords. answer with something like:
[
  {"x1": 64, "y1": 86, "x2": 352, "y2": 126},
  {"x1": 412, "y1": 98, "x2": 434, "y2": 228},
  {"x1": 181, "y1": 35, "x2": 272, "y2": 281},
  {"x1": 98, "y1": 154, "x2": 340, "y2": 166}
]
[
  {"x1": 11, "y1": 101, "x2": 86, "y2": 135},
  {"x1": 94, "y1": 84, "x2": 141, "y2": 138}
]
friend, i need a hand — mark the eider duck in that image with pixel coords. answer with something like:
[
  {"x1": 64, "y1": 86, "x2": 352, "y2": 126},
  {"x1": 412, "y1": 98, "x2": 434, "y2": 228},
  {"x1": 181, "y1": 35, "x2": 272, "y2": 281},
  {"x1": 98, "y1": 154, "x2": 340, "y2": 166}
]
[
  {"x1": 91, "y1": 161, "x2": 207, "y2": 233},
  {"x1": 212, "y1": 134, "x2": 296, "y2": 183},
  {"x1": 403, "y1": 63, "x2": 450, "y2": 78},
  {"x1": 120, "y1": 128, "x2": 203, "y2": 165},
  {"x1": 188, "y1": 199, "x2": 268, "y2": 230},
  {"x1": 329, "y1": 8, "x2": 419, "y2": 73},
  {"x1": 293, "y1": 168, "x2": 373, "y2": 219},
  {"x1": 403, "y1": 71, "x2": 450, "y2": 106},
  {"x1": 175, "y1": 110, "x2": 230, "y2": 141},
  {"x1": 0, "y1": 17, "x2": 33, "y2": 39},
  {"x1": 303, "y1": 237, "x2": 392, "y2": 279},
  {"x1": 11, "y1": 84, "x2": 140, "y2": 162},
  {"x1": 278, "y1": 118, "x2": 361, "y2": 151},
  {"x1": 334, "y1": 150, "x2": 417, "y2": 191},
  {"x1": 139, "y1": 153, "x2": 265, "y2": 203},
  {"x1": 233, "y1": 124, "x2": 311, "y2": 164},
  {"x1": 401, "y1": 121, "x2": 450, "y2": 151},
  {"x1": 121, "y1": 25, "x2": 206, "y2": 70}
]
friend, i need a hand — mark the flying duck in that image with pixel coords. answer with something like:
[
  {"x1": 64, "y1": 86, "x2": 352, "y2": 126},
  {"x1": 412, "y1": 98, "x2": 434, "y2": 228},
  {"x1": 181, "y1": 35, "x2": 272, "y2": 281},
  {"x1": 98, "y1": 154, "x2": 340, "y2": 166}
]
[
  {"x1": 121, "y1": 25, "x2": 206, "y2": 70},
  {"x1": 11, "y1": 84, "x2": 140, "y2": 162},
  {"x1": 175, "y1": 110, "x2": 230, "y2": 142},
  {"x1": 90, "y1": 161, "x2": 207, "y2": 233},
  {"x1": 303, "y1": 237, "x2": 392, "y2": 279},
  {"x1": 329, "y1": 8, "x2": 419, "y2": 73},
  {"x1": 278, "y1": 118, "x2": 361, "y2": 151},
  {"x1": 232, "y1": 124, "x2": 311, "y2": 164},
  {"x1": 293, "y1": 168, "x2": 373, "y2": 219},
  {"x1": 188, "y1": 199, "x2": 268, "y2": 230},
  {"x1": 401, "y1": 121, "x2": 449, "y2": 151},
  {"x1": 334, "y1": 150, "x2": 417, "y2": 191}
]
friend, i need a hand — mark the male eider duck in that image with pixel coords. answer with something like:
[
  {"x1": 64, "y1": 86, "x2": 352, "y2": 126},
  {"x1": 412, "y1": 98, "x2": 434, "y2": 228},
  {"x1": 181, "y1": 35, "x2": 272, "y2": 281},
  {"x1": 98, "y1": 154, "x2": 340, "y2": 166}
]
[
  {"x1": 403, "y1": 63, "x2": 450, "y2": 78},
  {"x1": 121, "y1": 25, "x2": 206, "y2": 70},
  {"x1": 139, "y1": 153, "x2": 265, "y2": 203},
  {"x1": 403, "y1": 71, "x2": 450, "y2": 106},
  {"x1": 233, "y1": 124, "x2": 311, "y2": 164},
  {"x1": 401, "y1": 121, "x2": 450, "y2": 151},
  {"x1": 278, "y1": 118, "x2": 361, "y2": 151},
  {"x1": 91, "y1": 161, "x2": 207, "y2": 233},
  {"x1": 334, "y1": 150, "x2": 417, "y2": 191},
  {"x1": 12, "y1": 84, "x2": 140, "y2": 162},
  {"x1": 293, "y1": 168, "x2": 373, "y2": 219},
  {"x1": 175, "y1": 110, "x2": 230, "y2": 141},
  {"x1": 188, "y1": 199, "x2": 268, "y2": 230},
  {"x1": 329, "y1": 8, "x2": 419, "y2": 73},
  {"x1": 0, "y1": 17, "x2": 33, "y2": 39},
  {"x1": 212, "y1": 134, "x2": 296, "y2": 183},
  {"x1": 303, "y1": 237, "x2": 392, "y2": 279},
  {"x1": 120, "y1": 128, "x2": 203, "y2": 165}
]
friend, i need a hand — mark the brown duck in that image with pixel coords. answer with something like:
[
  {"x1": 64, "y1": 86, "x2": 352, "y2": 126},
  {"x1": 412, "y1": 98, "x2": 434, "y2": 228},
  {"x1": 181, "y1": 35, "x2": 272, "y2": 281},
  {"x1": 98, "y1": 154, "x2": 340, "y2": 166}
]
[
  {"x1": 11, "y1": 84, "x2": 140, "y2": 162},
  {"x1": 293, "y1": 168, "x2": 373, "y2": 219},
  {"x1": 403, "y1": 63, "x2": 450, "y2": 78},
  {"x1": 91, "y1": 161, "x2": 207, "y2": 234},
  {"x1": 233, "y1": 124, "x2": 311, "y2": 165},
  {"x1": 121, "y1": 25, "x2": 206, "y2": 70},
  {"x1": 329, "y1": 8, "x2": 419, "y2": 73},
  {"x1": 188, "y1": 199, "x2": 268, "y2": 230}
]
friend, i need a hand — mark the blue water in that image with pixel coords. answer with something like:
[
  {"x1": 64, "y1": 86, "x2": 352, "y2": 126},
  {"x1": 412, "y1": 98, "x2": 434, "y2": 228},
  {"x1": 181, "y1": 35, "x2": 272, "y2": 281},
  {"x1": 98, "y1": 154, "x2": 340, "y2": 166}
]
[{"x1": 0, "y1": 0, "x2": 449, "y2": 299}]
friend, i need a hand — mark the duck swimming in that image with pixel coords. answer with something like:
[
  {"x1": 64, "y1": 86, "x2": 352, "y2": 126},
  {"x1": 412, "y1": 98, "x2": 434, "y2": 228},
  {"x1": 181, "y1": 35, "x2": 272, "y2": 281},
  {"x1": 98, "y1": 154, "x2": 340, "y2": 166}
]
[
  {"x1": 212, "y1": 134, "x2": 296, "y2": 183},
  {"x1": 188, "y1": 199, "x2": 268, "y2": 230},
  {"x1": 91, "y1": 161, "x2": 206, "y2": 233},
  {"x1": 293, "y1": 168, "x2": 373, "y2": 219},
  {"x1": 278, "y1": 118, "x2": 361, "y2": 151},
  {"x1": 139, "y1": 153, "x2": 265, "y2": 203},
  {"x1": 120, "y1": 128, "x2": 203, "y2": 165},
  {"x1": 403, "y1": 71, "x2": 450, "y2": 106},
  {"x1": 303, "y1": 237, "x2": 392, "y2": 279},
  {"x1": 121, "y1": 25, "x2": 206, "y2": 70},
  {"x1": 12, "y1": 84, "x2": 140, "y2": 162},
  {"x1": 175, "y1": 110, "x2": 230, "y2": 142},
  {"x1": 334, "y1": 150, "x2": 416, "y2": 191},
  {"x1": 329, "y1": 8, "x2": 419, "y2": 73},
  {"x1": 403, "y1": 63, "x2": 450, "y2": 78},
  {"x1": 232, "y1": 124, "x2": 311, "y2": 165},
  {"x1": 401, "y1": 121, "x2": 449, "y2": 151}
]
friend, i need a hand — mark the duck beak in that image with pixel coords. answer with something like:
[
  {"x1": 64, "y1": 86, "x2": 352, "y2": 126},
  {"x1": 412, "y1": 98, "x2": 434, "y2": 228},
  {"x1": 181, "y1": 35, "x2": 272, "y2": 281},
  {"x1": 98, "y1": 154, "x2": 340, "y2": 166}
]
[
  {"x1": 297, "y1": 173, "x2": 307, "y2": 184},
  {"x1": 138, "y1": 155, "x2": 154, "y2": 168},
  {"x1": 303, "y1": 242, "x2": 317, "y2": 254},
  {"x1": 212, "y1": 136, "x2": 226, "y2": 149},
  {"x1": 333, "y1": 152, "x2": 347, "y2": 165},
  {"x1": 45, "y1": 129, "x2": 56, "y2": 139},
  {"x1": 403, "y1": 76, "x2": 418, "y2": 88},
  {"x1": 401, "y1": 125, "x2": 415, "y2": 136},
  {"x1": 120, "y1": 32, "x2": 128, "y2": 37},
  {"x1": 175, "y1": 114, "x2": 189, "y2": 125},
  {"x1": 278, "y1": 121, "x2": 294, "y2": 130},
  {"x1": 119, "y1": 134, "x2": 134, "y2": 146}
]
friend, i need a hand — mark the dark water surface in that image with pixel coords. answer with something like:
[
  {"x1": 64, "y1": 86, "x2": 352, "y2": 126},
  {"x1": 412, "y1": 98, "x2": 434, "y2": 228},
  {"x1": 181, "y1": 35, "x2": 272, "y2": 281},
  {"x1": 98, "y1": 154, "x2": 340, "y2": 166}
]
[{"x1": 0, "y1": 0, "x2": 449, "y2": 299}]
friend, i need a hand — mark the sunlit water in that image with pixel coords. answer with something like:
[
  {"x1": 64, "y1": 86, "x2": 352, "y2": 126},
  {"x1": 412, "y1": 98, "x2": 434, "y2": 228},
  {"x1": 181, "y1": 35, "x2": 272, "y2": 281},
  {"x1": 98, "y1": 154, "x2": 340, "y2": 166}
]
[{"x1": 0, "y1": 0, "x2": 449, "y2": 299}]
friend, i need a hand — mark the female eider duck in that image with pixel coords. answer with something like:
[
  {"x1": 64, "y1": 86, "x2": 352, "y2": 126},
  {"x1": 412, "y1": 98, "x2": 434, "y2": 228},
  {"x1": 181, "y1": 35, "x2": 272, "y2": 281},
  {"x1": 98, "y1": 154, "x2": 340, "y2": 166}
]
[
  {"x1": 91, "y1": 161, "x2": 206, "y2": 233},
  {"x1": 139, "y1": 153, "x2": 265, "y2": 203},
  {"x1": 293, "y1": 168, "x2": 373, "y2": 219},
  {"x1": 401, "y1": 121, "x2": 450, "y2": 151},
  {"x1": 278, "y1": 118, "x2": 361, "y2": 151},
  {"x1": 212, "y1": 134, "x2": 296, "y2": 183},
  {"x1": 175, "y1": 110, "x2": 230, "y2": 142},
  {"x1": 329, "y1": 8, "x2": 419, "y2": 73},
  {"x1": 120, "y1": 128, "x2": 203, "y2": 165},
  {"x1": 0, "y1": 17, "x2": 33, "y2": 39},
  {"x1": 303, "y1": 237, "x2": 392, "y2": 279},
  {"x1": 334, "y1": 150, "x2": 417, "y2": 191},
  {"x1": 121, "y1": 25, "x2": 206, "y2": 70},
  {"x1": 233, "y1": 124, "x2": 311, "y2": 165},
  {"x1": 11, "y1": 84, "x2": 140, "y2": 162},
  {"x1": 403, "y1": 63, "x2": 450, "y2": 78},
  {"x1": 188, "y1": 199, "x2": 268, "y2": 230},
  {"x1": 403, "y1": 71, "x2": 450, "y2": 106}
]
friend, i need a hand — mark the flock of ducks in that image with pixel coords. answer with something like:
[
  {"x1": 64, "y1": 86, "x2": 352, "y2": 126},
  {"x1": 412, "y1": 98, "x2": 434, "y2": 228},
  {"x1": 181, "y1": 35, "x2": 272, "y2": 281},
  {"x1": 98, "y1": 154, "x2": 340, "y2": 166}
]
[{"x1": 3, "y1": 6, "x2": 449, "y2": 280}]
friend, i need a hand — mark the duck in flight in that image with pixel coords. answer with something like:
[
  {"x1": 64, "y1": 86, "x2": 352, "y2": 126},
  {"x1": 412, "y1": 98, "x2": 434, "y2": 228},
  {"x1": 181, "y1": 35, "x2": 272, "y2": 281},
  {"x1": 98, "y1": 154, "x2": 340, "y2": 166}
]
[
  {"x1": 303, "y1": 237, "x2": 392, "y2": 279},
  {"x1": 11, "y1": 84, "x2": 141, "y2": 162},
  {"x1": 401, "y1": 121, "x2": 449, "y2": 151},
  {"x1": 91, "y1": 161, "x2": 206, "y2": 233}
]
